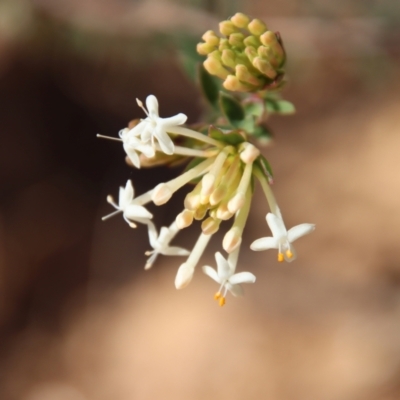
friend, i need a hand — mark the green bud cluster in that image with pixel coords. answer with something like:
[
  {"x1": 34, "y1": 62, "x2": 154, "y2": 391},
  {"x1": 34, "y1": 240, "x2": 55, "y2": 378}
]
[{"x1": 197, "y1": 13, "x2": 286, "y2": 92}]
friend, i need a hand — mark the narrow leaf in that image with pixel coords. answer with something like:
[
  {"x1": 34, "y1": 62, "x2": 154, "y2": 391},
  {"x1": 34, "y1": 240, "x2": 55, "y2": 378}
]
[{"x1": 219, "y1": 92, "x2": 245, "y2": 128}]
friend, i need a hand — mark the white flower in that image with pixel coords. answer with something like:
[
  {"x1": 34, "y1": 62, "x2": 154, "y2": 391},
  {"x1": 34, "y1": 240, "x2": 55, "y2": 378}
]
[
  {"x1": 144, "y1": 223, "x2": 189, "y2": 270},
  {"x1": 119, "y1": 128, "x2": 155, "y2": 169},
  {"x1": 129, "y1": 95, "x2": 187, "y2": 155},
  {"x1": 250, "y1": 212, "x2": 315, "y2": 262},
  {"x1": 202, "y1": 252, "x2": 256, "y2": 306},
  {"x1": 102, "y1": 180, "x2": 153, "y2": 227}
]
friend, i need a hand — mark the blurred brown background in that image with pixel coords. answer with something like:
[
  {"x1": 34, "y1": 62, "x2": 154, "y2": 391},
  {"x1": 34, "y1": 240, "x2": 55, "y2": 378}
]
[{"x1": 1, "y1": 0, "x2": 400, "y2": 399}]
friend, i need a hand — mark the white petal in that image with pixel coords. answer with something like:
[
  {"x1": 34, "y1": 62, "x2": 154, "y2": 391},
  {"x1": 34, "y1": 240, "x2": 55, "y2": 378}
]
[
  {"x1": 138, "y1": 143, "x2": 155, "y2": 158},
  {"x1": 202, "y1": 266, "x2": 220, "y2": 283},
  {"x1": 229, "y1": 271, "x2": 256, "y2": 285},
  {"x1": 215, "y1": 252, "x2": 231, "y2": 280},
  {"x1": 162, "y1": 246, "x2": 190, "y2": 256},
  {"x1": 146, "y1": 95, "x2": 159, "y2": 118},
  {"x1": 287, "y1": 223, "x2": 315, "y2": 243},
  {"x1": 226, "y1": 282, "x2": 244, "y2": 297},
  {"x1": 160, "y1": 113, "x2": 187, "y2": 126},
  {"x1": 123, "y1": 144, "x2": 141, "y2": 168},
  {"x1": 158, "y1": 227, "x2": 170, "y2": 244},
  {"x1": 266, "y1": 213, "x2": 287, "y2": 238},
  {"x1": 124, "y1": 204, "x2": 153, "y2": 220},
  {"x1": 154, "y1": 127, "x2": 174, "y2": 155},
  {"x1": 119, "y1": 180, "x2": 134, "y2": 209},
  {"x1": 147, "y1": 221, "x2": 158, "y2": 248},
  {"x1": 250, "y1": 236, "x2": 279, "y2": 251}
]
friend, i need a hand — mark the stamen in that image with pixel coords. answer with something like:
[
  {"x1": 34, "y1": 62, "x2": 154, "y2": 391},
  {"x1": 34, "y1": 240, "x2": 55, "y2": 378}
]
[
  {"x1": 96, "y1": 134, "x2": 123, "y2": 142},
  {"x1": 214, "y1": 292, "x2": 221, "y2": 300},
  {"x1": 136, "y1": 98, "x2": 149, "y2": 117},
  {"x1": 278, "y1": 252, "x2": 284, "y2": 262},
  {"x1": 101, "y1": 209, "x2": 122, "y2": 221},
  {"x1": 218, "y1": 297, "x2": 226, "y2": 307},
  {"x1": 286, "y1": 249, "x2": 293, "y2": 259}
]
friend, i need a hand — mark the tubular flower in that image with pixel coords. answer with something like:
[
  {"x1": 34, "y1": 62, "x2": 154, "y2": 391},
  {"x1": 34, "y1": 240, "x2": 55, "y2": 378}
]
[
  {"x1": 145, "y1": 222, "x2": 189, "y2": 270},
  {"x1": 102, "y1": 180, "x2": 153, "y2": 228},
  {"x1": 202, "y1": 252, "x2": 256, "y2": 306},
  {"x1": 250, "y1": 212, "x2": 315, "y2": 262},
  {"x1": 128, "y1": 95, "x2": 187, "y2": 155}
]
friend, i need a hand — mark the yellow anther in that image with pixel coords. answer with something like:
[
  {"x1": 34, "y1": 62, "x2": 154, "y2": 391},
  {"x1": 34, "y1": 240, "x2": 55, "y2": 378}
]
[
  {"x1": 218, "y1": 297, "x2": 226, "y2": 307},
  {"x1": 286, "y1": 250, "x2": 293, "y2": 259},
  {"x1": 214, "y1": 292, "x2": 222, "y2": 300},
  {"x1": 278, "y1": 252, "x2": 284, "y2": 262}
]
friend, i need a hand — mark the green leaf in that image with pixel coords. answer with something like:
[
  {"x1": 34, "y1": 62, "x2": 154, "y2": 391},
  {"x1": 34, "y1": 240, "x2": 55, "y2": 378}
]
[
  {"x1": 183, "y1": 157, "x2": 204, "y2": 173},
  {"x1": 219, "y1": 92, "x2": 245, "y2": 128},
  {"x1": 244, "y1": 101, "x2": 264, "y2": 118},
  {"x1": 175, "y1": 34, "x2": 204, "y2": 81},
  {"x1": 256, "y1": 155, "x2": 274, "y2": 178},
  {"x1": 198, "y1": 64, "x2": 220, "y2": 108},
  {"x1": 208, "y1": 125, "x2": 246, "y2": 145},
  {"x1": 252, "y1": 125, "x2": 273, "y2": 140},
  {"x1": 266, "y1": 99, "x2": 296, "y2": 115}
]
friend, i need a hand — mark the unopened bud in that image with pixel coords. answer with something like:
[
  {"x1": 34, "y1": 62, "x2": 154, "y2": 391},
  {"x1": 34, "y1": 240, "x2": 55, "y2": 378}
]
[
  {"x1": 243, "y1": 35, "x2": 260, "y2": 48},
  {"x1": 218, "y1": 38, "x2": 230, "y2": 51},
  {"x1": 176, "y1": 209, "x2": 194, "y2": 229},
  {"x1": 240, "y1": 142, "x2": 260, "y2": 164},
  {"x1": 219, "y1": 20, "x2": 239, "y2": 36},
  {"x1": 209, "y1": 185, "x2": 226, "y2": 206},
  {"x1": 231, "y1": 13, "x2": 250, "y2": 29},
  {"x1": 229, "y1": 33, "x2": 245, "y2": 48},
  {"x1": 194, "y1": 205, "x2": 208, "y2": 220},
  {"x1": 235, "y1": 64, "x2": 263, "y2": 87},
  {"x1": 223, "y1": 75, "x2": 252, "y2": 92},
  {"x1": 175, "y1": 263, "x2": 194, "y2": 289},
  {"x1": 223, "y1": 227, "x2": 242, "y2": 253},
  {"x1": 248, "y1": 19, "x2": 267, "y2": 36},
  {"x1": 216, "y1": 203, "x2": 233, "y2": 220},
  {"x1": 204, "y1": 57, "x2": 229, "y2": 80},
  {"x1": 197, "y1": 42, "x2": 216, "y2": 55},
  {"x1": 184, "y1": 189, "x2": 201, "y2": 210},
  {"x1": 244, "y1": 46, "x2": 258, "y2": 63},
  {"x1": 201, "y1": 217, "x2": 221, "y2": 235},
  {"x1": 221, "y1": 49, "x2": 236, "y2": 69},
  {"x1": 228, "y1": 192, "x2": 245, "y2": 213},
  {"x1": 260, "y1": 31, "x2": 285, "y2": 64},
  {"x1": 201, "y1": 173, "x2": 215, "y2": 196},
  {"x1": 152, "y1": 183, "x2": 172, "y2": 205},
  {"x1": 252, "y1": 57, "x2": 277, "y2": 79},
  {"x1": 202, "y1": 30, "x2": 220, "y2": 46}
]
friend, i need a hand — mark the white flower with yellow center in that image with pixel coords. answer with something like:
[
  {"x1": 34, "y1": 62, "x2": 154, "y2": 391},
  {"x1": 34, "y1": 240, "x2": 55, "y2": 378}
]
[
  {"x1": 102, "y1": 180, "x2": 153, "y2": 228},
  {"x1": 129, "y1": 95, "x2": 187, "y2": 155},
  {"x1": 202, "y1": 252, "x2": 256, "y2": 306},
  {"x1": 144, "y1": 222, "x2": 189, "y2": 270},
  {"x1": 250, "y1": 212, "x2": 315, "y2": 262}
]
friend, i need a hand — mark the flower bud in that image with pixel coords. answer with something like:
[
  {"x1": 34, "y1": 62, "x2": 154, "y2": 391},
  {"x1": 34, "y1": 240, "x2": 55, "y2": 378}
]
[
  {"x1": 252, "y1": 57, "x2": 277, "y2": 79},
  {"x1": 204, "y1": 57, "x2": 229, "y2": 80},
  {"x1": 221, "y1": 49, "x2": 236, "y2": 69},
  {"x1": 231, "y1": 12, "x2": 250, "y2": 29},
  {"x1": 223, "y1": 75, "x2": 252, "y2": 92},
  {"x1": 152, "y1": 183, "x2": 172, "y2": 205},
  {"x1": 197, "y1": 42, "x2": 216, "y2": 55},
  {"x1": 175, "y1": 263, "x2": 194, "y2": 289},
  {"x1": 223, "y1": 227, "x2": 242, "y2": 253},
  {"x1": 176, "y1": 209, "x2": 194, "y2": 229},
  {"x1": 229, "y1": 33, "x2": 245, "y2": 49},
  {"x1": 248, "y1": 19, "x2": 267, "y2": 36},
  {"x1": 228, "y1": 192, "x2": 245, "y2": 214},
  {"x1": 240, "y1": 142, "x2": 260, "y2": 164},
  {"x1": 219, "y1": 20, "x2": 239, "y2": 36},
  {"x1": 194, "y1": 204, "x2": 208, "y2": 220},
  {"x1": 202, "y1": 30, "x2": 220, "y2": 46},
  {"x1": 201, "y1": 217, "x2": 221, "y2": 235},
  {"x1": 235, "y1": 65, "x2": 263, "y2": 87}
]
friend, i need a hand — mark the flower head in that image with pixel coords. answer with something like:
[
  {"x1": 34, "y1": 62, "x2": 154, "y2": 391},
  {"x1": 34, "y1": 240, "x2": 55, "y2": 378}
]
[
  {"x1": 129, "y1": 95, "x2": 187, "y2": 155},
  {"x1": 102, "y1": 180, "x2": 153, "y2": 227},
  {"x1": 202, "y1": 252, "x2": 256, "y2": 306},
  {"x1": 250, "y1": 212, "x2": 315, "y2": 262},
  {"x1": 119, "y1": 128, "x2": 155, "y2": 169},
  {"x1": 145, "y1": 222, "x2": 189, "y2": 270}
]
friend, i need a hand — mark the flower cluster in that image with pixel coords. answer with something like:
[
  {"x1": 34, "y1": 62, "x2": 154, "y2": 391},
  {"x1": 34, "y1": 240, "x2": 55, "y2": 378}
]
[
  {"x1": 98, "y1": 13, "x2": 315, "y2": 307},
  {"x1": 197, "y1": 12, "x2": 286, "y2": 92}
]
